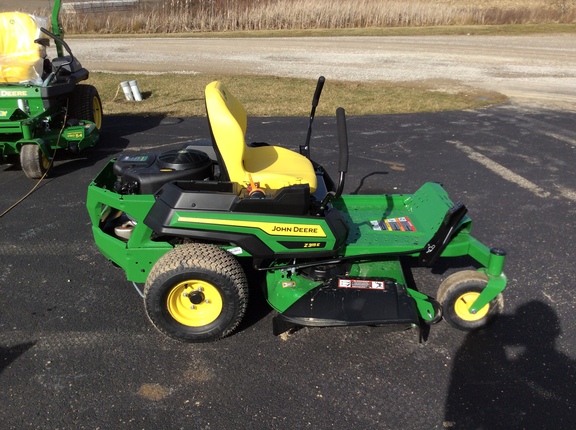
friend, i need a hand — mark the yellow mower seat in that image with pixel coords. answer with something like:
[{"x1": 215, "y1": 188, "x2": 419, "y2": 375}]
[
  {"x1": 205, "y1": 81, "x2": 317, "y2": 193},
  {"x1": 0, "y1": 12, "x2": 46, "y2": 84}
]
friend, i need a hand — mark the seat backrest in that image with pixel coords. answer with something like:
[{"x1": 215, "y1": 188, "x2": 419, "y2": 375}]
[
  {"x1": 205, "y1": 81, "x2": 318, "y2": 194},
  {"x1": 0, "y1": 12, "x2": 46, "y2": 84},
  {"x1": 205, "y1": 81, "x2": 248, "y2": 183}
]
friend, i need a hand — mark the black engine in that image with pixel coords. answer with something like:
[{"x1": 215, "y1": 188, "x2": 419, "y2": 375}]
[{"x1": 113, "y1": 147, "x2": 214, "y2": 194}]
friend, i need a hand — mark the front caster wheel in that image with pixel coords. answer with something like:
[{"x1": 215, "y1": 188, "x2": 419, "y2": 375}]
[
  {"x1": 20, "y1": 144, "x2": 51, "y2": 179},
  {"x1": 144, "y1": 244, "x2": 248, "y2": 343},
  {"x1": 437, "y1": 270, "x2": 503, "y2": 331}
]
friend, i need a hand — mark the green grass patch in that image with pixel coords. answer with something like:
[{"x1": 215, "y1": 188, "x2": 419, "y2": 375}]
[{"x1": 89, "y1": 73, "x2": 507, "y2": 118}]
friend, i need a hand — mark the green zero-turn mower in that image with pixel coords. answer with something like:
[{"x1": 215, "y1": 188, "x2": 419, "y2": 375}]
[
  {"x1": 87, "y1": 77, "x2": 507, "y2": 343},
  {"x1": 0, "y1": 0, "x2": 102, "y2": 179}
]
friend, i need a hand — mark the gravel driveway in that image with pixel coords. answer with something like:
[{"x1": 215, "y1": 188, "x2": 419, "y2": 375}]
[{"x1": 71, "y1": 34, "x2": 576, "y2": 110}]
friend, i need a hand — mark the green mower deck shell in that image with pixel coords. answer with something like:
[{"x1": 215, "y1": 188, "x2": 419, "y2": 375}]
[
  {"x1": 0, "y1": 80, "x2": 100, "y2": 162},
  {"x1": 266, "y1": 257, "x2": 409, "y2": 314}
]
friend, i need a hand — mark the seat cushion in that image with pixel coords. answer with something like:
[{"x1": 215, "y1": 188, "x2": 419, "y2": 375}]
[{"x1": 244, "y1": 145, "x2": 317, "y2": 192}]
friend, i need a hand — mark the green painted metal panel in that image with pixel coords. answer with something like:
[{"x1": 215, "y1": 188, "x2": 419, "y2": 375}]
[
  {"x1": 86, "y1": 161, "x2": 174, "y2": 282},
  {"x1": 170, "y1": 211, "x2": 338, "y2": 254},
  {"x1": 266, "y1": 269, "x2": 319, "y2": 312},
  {"x1": 332, "y1": 182, "x2": 473, "y2": 257}
]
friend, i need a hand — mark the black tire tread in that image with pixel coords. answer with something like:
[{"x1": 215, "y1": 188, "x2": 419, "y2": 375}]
[
  {"x1": 437, "y1": 270, "x2": 487, "y2": 303},
  {"x1": 144, "y1": 243, "x2": 248, "y2": 341},
  {"x1": 68, "y1": 84, "x2": 102, "y2": 129},
  {"x1": 20, "y1": 144, "x2": 47, "y2": 179}
]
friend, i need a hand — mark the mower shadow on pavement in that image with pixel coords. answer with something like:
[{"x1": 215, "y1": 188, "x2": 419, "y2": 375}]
[
  {"x1": 349, "y1": 171, "x2": 389, "y2": 195},
  {"x1": 48, "y1": 114, "x2": 170, "y2": 178},
  {"x1": 235, "y1": 263, "x2": 275, "y2": 334},
  {"x1": 0, "y1": 342, "x2": 35, "y2": 375},
  {"x1": 445, "y1": 300, "x2": 576, "y2": 430}
]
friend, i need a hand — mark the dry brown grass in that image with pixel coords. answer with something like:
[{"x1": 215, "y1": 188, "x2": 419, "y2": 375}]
[
  {"x1": 88, "y1": 73, "x2": 507, "y2": 117},
  {"x1": 5, "y1": 0, "x2": 575, "y2": 34}
]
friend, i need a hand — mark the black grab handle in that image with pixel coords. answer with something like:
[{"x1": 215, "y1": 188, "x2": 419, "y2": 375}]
[
  {"x1": 301, "y1": 76, "x2": 326, "y2": 158},
  {"x1": 312, "y1": 76, "x2": 326, "y2": 108},
  {"x1": 314, "y1": 106, "x2": 349, "y2": 214},
  {"x1": 334, "y1": 107, "x2": 349, "y2": 198},
  {"x1": 336, "y1": 107, "x2": 349, "y2": 174},
  {"x1": 418, "y1": 202, "x2": 468, "y2": 267}
]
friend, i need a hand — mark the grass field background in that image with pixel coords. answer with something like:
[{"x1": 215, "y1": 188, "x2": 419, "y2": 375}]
[
  {"x1": 88, "y1": 73, "x2": 507, "y2": 117},
  {"x1": 3, "y1": 0, "x2": 575, "y2": 34},
  {"x1": 1, "y1": 1, "x2": 571, "y2": 116}
]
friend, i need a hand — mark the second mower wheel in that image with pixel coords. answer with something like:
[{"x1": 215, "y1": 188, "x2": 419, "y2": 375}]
[
  {"x1": 20, "y1": 144, "x2": 51, "y2": 179},
  {"x1": 68, "y1": 84, "x2": 103, "y2": 130},
  {"x1": 437, "y1": 270, "x2": 504, "y2": 331}
]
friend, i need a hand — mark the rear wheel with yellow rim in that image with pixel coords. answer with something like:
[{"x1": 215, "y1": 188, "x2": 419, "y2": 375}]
[
  {"x1": 68, "y1": 84, "x2": 103, "y2": 130},
  {"x1": 144, "y1": 243, "x2": 248, "y2": 342},
  {"x1": 437, "y1": 270, "x2": 503, "y2": 331}
]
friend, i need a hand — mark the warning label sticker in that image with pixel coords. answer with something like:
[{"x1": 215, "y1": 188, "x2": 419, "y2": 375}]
[
  {"x1": 338, "y1": 279, "x2": 387, "y2": 290},
  {"x1": 370, "y1": 216, "x2": 416, "y2": 232}
]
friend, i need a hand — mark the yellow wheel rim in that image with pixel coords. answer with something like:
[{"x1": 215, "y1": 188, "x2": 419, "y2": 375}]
[
  {"x1": 41, "y1": 152, "x2": 51, "y2": 170},
  {"x1": 454, "y1": 292, "x2": 489, "y2": 322},
  {"x1": 92, "y1": 97, "x2": 103, "y2": 130},
  {"x1": 167, "y1": 280, "x2": 223, "y2": 327}
]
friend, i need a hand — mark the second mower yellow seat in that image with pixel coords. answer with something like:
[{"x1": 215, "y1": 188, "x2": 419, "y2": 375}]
[
  {"x1": 0, "y1": 12, "x2": 47, "y2": 84},
  {"x1": 205, "y1": 81, "x2": 317, "y2": 193}
]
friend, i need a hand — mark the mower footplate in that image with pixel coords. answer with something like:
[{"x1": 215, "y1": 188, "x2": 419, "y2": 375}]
[{"x1": 333, "y1": 182, "x2": 472, "y2": 257}]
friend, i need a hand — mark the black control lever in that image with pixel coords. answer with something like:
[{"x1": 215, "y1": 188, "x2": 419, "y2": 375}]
[
  {"x1": 315, "y1": 107, "x2": 349, "y2": 215},
  {"x1": 301, "y1": 76, "x2": 325, "y2": 158},
  {"x1": 334, "y1": 107, "x2": 349, "y2": 198}
]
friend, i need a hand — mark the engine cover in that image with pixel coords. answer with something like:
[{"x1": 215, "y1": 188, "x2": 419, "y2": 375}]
[{"x1": 113, "y1": 148, "x2": 213, "y2": 194}]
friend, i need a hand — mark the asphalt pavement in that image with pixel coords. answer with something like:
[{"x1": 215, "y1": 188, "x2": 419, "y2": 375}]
[{"x1": 1, "y1": 101, "x2": 576, "y2": 429}]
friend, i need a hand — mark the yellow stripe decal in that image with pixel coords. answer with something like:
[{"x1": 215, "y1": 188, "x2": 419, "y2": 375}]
[{"x1": 177, "y1": 216, "x2": 326, "y2": 238}]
